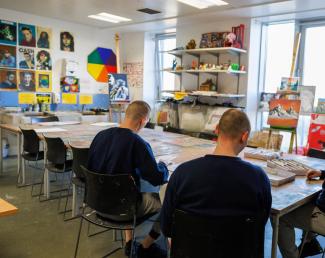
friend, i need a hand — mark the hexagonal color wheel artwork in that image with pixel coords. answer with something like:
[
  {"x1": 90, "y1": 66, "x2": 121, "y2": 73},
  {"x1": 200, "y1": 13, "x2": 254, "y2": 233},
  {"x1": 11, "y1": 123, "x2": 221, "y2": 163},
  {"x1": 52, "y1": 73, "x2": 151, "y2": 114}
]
[{"x1": 87, "y1": 47, "x2": 117, "y2": 82}]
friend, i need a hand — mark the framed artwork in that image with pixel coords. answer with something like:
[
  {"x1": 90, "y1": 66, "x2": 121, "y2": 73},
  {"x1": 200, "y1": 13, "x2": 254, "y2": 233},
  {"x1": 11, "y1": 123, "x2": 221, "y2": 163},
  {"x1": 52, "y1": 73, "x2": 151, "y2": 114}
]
[
  {"x1": 60, "y1": 31, "x2": 74, "y2": 52},
  {"x1": 36, "y1": 71, "x2": 52, "y2": 92},
  {"x1": 60, "y1": 76, "x2": 79, "y2": 92},
  {"x1": 36, "y1": 27, "x2": 52, "y2": 49},
  {"x1": 18, "y1": 23, "x2": 36, "y2": 47},
  {"x1": 259, "y1": 92, "x2": 277, "y2": 111},
  {"x1": 18, "y1": 47, "x2": 35, "y2": 70},
  {"x1": 18, "y1": 70, "x2": 35, "y2": 92},
  {"x1": 0, "y1": 20, "x2": 17, "y2": 45},
  {"x1": 0, "y1": 45, "x2": 16, "y2": 68},
  {"x1": 278, "y1": 77, "x2": 299, "y2": 92},
  {"x1": 36, "y1": 50, "x2": 52, "y2": 70},
  {"x1": 36, "y1": 93, "x2": 51, "y2": 104},
  {"x1": 0, "y1": 69, "x2": 17, "y2": 90},
  {"x1": 316, "y1": 98, "x2": 325, "y2": 114},
  {"x1": 108, "y1": 73, "x2": 130, "y2": 103},
  {"x1": 267, "y1": 99, "x2": 301, "y2": 128},
  {"x1": 299, "y1": 86, "x2": 316, "y2": 115}
]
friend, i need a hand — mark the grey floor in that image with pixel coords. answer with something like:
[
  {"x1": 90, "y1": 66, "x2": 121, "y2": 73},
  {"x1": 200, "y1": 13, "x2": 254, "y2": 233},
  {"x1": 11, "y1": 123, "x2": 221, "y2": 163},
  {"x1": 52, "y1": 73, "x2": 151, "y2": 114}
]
[{"x1": 0, "y1": 157, "x2": 324, "y2": 258}]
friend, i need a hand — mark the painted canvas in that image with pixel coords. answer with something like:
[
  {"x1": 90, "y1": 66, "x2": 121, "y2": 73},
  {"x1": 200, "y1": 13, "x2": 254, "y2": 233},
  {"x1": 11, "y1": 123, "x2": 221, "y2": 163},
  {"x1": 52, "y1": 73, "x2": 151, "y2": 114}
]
[
  {"x1": 60, "y1": 76, "x2": 79, "y2": 92},
  {"x1": 18, "y1": 23, "x2": 36, "y2": 47},
  {"x1": 60, "y1": 31, "x2": 74, "y2": 52},
  {"x1": 36, "y1": 50, "x2": 52, "y2": 70},
  {"x1": 0, "y1": 20, "x2": 17, "y2": 45},
  {"x1": 259, "y1": 92, "x2": 277, "y2": 111},
  {"x1": 299, "y1": 86, "x2": 316, "y2": 115},
  {"x1": 279, "y1": 77, "x2": 299, "y2": 92},
  {"x1": 36, "y1": 93, "x2": 51, "y2": 104},
  {"x1": 316, "y1": 98, "x2": 325, "y2": 114},
  {"x1": 267, "y1": 99, "x2": 301, "y2": 128},
  {"x1": 37, "y1": 27, "x2": 52, "y2": 49},
  {"x1": 18, "y1": 70, "x2": 35, "y2": 92},
  {"x1": 0, "y1": 45, "x2": 16, "y2": 68},
  {"x1": 0, "y1": 69, "x2": 17, "y2": 90},
  {"x1": 108, "y1": 73, "x2": 130, "y2": 103},
  {"x1": 36, "y1": 71, "x2": 52, "y2": 92},
  {"x1": 18, "y1": 47, "x2": 35, "y2": 70},
  {"x1": 307, "y1": 113, "x2": 325, "y2": 151}
]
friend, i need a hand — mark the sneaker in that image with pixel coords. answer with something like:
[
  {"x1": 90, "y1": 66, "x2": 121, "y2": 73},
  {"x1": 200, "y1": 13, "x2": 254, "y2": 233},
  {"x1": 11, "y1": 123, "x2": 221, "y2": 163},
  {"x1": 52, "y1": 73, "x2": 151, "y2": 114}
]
[
  {"x1": 124, "y1": 240, "x2": 140, "y2": 256},
  {"x1": 298, "y1": 238, "x2": 323, "y2": 258},
  {"x1": 137, "y1": 243, "x2": 167, "y2": 258}
]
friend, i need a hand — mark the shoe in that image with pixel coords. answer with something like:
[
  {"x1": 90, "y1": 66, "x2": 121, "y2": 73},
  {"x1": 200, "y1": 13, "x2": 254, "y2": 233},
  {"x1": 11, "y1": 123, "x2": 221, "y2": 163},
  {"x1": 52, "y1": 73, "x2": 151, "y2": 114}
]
[
  {"x1": 137, "y1": 243, "x2": 167, "y2": 258},
  {"x1": 298, "y1": 238, "x2": 323, "y2": 258},
  {"x1": 124, "y1": 240, "x2": 140, "y2": 256}
]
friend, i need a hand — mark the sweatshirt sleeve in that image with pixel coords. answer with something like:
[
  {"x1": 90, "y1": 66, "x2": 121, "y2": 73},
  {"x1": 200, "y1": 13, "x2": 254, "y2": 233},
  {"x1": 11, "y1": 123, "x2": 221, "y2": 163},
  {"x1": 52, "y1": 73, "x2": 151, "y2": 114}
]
[
  {"x1": 258, "y1": 168, "x2": 272, "y2": 224},
  {"x1": 134, "y1": 138, "x2": 169, "y2": 186}
]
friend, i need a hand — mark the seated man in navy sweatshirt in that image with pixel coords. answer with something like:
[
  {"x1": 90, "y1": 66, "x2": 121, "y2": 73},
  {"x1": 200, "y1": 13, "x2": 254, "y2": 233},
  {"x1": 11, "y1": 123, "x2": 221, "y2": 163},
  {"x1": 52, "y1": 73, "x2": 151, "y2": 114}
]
[
  {"x1": 88, "y1": 101, "x2": 168, "y2": 258},
  {"x1": 277, "y1": 169, "x2": 325, "y2": 258},
  {"x1": 161, "y1": 109, "x2": 272, "y2": 242}
]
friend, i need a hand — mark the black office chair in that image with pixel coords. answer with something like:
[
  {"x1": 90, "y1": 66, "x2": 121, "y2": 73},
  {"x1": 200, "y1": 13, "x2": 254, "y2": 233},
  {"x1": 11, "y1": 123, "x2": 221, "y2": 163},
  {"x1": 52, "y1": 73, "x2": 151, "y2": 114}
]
[
  {"x1": 307, "y1": 148, "x2": 325, "y2": 160},
  {"x1": 40, "y1": 136, "x2": 72, "y2": 202},
  {"x1": 19, "y1": 128, "x2": 44, "y2": 193},
  {"x1": 145, "y1": 122, "x2": 156, "y2": 129},
  {"x1": 74, "y1": 166, "x2": 158, "y2": 258},
  {"x1": 170, "y1": 209, "x2": 264, "y2": 258},
  {"x1": 60, "y1": 144, "x2": 89, "y2": 220},
  {"x1": 31, "y1": 116, "x2": 59, "y2": 124},
  {"x1": 198, "y1": 132, "x2": 217, "y2": 141}
]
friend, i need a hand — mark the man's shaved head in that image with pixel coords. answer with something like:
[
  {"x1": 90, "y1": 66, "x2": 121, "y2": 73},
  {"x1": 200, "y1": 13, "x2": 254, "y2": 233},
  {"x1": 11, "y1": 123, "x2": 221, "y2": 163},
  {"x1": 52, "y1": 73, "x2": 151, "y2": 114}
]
[{"x1": 125, "y1": 101, "x2": 151, "y2": 121}]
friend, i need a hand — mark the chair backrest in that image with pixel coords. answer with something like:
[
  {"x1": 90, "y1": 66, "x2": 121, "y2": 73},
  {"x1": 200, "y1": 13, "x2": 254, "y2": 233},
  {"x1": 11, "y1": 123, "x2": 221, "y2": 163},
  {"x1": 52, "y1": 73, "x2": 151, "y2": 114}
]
[
  {"x1": 20, "y1": 128, "x2": 40, "y2": 154},
  {"x1": 70, "y1": 145, "x2": 89, "y2": 180},
  {"x1": 81, "y1": 166, "x2": 139, "y2": 217},
  {"x1": 307, "y1": 148, "x2": 325, "y2": 160},
  {"x1": 31, "y1": 116, "x2": 59, "y2": 124},
  {"x1": 44, "y1": 136, "x2": 66, "y2": 165},
  {"x1": 145, "y1": 122, "x2": 156, "y2": 129},
  {"x1": 171, "y1": 209, "x2": 264, "y2": 258}
]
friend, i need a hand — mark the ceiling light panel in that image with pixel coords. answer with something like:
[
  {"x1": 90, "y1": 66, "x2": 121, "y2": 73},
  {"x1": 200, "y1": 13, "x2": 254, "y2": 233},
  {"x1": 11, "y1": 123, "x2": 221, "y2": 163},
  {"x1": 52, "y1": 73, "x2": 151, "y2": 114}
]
[
  {"x1": 88, "y1": 12, "x2": 131, "y2": 23},
  {"x1": 177, "y1": 0, "x2": 228, "y2": 9}
]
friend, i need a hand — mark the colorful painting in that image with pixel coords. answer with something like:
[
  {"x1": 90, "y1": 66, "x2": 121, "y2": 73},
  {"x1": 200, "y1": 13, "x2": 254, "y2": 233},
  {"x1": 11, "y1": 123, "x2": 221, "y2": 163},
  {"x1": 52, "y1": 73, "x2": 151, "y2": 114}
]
[
  {"x1": 87, "y1": 47, "x2": 117, "y2": 83},
  {"x1": 307, "y1": 113, "x2": 325, "y2": 151},
  {"x1": 0, "y1": 69, "x2": 17, "y2": 90},
  {"x1": 60, "y1": 31, "x2": 74, "y2": 52},
  {"x1": 299, "y1": 86, "x2": 315, "y2": 115},
  {"x1": 18, "y1": 70, "x2": 35, "y2": 92},
  {"x1": 279, "y1": 77, "x2": 299, "y2": 92},
  {"x1": 0, "y1": 45, "x2": 16, "y2": 68},
  {"x1": 316, "y1": 98, "x2": 325, "y2": 114},
  {"x1": 60, "y1": 76, "x2": 79, "y2": 92},
  {"x1": 0, "y1": 20, "x2": 17, "y2": 45},
  {"x1": 108, "y1": 73, "x2": 129, "y2": 103},
  {"x1": 36, "y1": 92, "x2": 51, "y2": 104},
  {"x1": 36, "y1": 50, "x2": 52, "y2": 70},
  {"x1": 18, "y1": 23, "x2": 36, "y2": 47},
  {"x1": 267, "y1": 99, "x2": 301, "y2": 128},
  {"x1": 37, "y1": 27, "x2": 51, "y2": 49},
  {"x1": 18, "y1": 47, "x2": 35, "y2": 69},
  {"x1": 36, "y1": 71, "x2": 52, "y2": 92}
]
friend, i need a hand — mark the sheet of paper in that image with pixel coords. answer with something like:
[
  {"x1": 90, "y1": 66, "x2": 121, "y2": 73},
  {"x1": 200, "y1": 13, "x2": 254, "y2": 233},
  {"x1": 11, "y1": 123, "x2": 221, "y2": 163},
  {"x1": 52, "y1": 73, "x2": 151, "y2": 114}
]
[
  {"x1": 90, "y1": 122, "x2": 118, "y2": 127},
  {"x1": 38, "y1": 121, "x2": 80, "y2": 126},
  {"x1": 34, "y1": 127, "x2": 67, "y2": 133}
]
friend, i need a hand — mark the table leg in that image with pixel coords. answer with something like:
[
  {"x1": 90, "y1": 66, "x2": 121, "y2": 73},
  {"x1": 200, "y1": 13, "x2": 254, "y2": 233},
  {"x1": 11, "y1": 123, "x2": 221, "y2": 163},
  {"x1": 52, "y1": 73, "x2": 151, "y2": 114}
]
[
  {"x1": 271, "y1": 214, "x2": 280, "y2": 258},
  {"x1": 0, "y1": 127, "x2": 3, "y2": 174},
  {"x1": 267, "y1": 129, "x2": 272, "y2": 149},
  {"x1": 17, "y1": 133, "x2": 22, "y2": 180},
  {"x1": 289, "y1": 131, "x2": 295, "y2": 154},
  {"x1": 43, "y1": 142, "x2": 50, "y2": 199},
  {"x1": 72, "y1": 184, "x2": 77, "y2": 217}
]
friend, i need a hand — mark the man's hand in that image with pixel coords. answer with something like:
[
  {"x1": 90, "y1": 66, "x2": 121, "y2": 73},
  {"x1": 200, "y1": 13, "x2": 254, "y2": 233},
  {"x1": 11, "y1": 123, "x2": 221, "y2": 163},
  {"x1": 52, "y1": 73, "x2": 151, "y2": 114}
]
[{"x1": 307, "y1": 169, "x2": 322, "y2": 180}]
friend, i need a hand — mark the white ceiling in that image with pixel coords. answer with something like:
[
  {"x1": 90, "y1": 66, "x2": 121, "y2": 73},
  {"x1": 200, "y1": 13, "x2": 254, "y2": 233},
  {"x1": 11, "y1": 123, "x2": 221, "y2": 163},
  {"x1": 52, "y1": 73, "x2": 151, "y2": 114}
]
[{"x1": 1, "y1": 0, "x2": 325, "y2": 32}]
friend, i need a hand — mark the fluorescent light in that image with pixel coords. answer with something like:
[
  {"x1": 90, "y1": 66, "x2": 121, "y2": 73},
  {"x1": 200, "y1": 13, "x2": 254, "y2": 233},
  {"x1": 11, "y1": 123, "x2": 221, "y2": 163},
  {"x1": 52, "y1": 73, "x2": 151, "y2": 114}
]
[
  {"x1": 177, "y1": 0, "x2": 228, "y2": 9},
  {"x1": 88, "y1": 12, "x2": 131, "y2": 23}
]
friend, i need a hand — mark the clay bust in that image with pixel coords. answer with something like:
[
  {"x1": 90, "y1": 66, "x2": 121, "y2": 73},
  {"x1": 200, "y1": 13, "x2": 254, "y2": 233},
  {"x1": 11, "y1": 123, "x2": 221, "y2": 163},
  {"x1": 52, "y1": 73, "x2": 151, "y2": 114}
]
[{"x1": 186, "y1": 39, "x2": 196, "y2": 49}]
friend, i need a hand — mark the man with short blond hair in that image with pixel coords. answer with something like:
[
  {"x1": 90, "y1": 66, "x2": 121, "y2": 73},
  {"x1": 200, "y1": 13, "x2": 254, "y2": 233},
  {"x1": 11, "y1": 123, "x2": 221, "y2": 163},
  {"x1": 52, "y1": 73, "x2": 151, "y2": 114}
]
[
  {"x1": 161, "y1": 109, "x2": 272, "y2": 241},
  {"x1": 88, "y1": 100, "x2": 168, "y2": 258}
]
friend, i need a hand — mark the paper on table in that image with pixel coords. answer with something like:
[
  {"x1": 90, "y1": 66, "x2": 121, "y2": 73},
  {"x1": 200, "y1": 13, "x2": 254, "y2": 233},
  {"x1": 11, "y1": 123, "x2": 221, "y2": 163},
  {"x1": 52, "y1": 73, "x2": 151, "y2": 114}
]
[
  {"x1": 90, "y1": 122, "x2": 118, "y2": 127},
  {"x1": 34, "y1": 128, "x2": 67, "y2": 133},
  {"x1": 38, "y1": 121, "x2": 81, "y2": 126}
]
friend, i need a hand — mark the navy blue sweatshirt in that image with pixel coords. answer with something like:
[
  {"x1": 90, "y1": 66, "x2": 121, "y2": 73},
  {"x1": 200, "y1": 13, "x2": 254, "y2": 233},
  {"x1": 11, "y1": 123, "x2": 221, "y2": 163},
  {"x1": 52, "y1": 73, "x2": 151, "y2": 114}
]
[
  {"x1": 161, "y1": 155, "x2": 272, "y2": 237},
  {"x1": 87, "y1": 127, "x2": 168, "y2": 191},
  {"x1": 316, "y1": 171, "x2": 325, "y2": 212}
]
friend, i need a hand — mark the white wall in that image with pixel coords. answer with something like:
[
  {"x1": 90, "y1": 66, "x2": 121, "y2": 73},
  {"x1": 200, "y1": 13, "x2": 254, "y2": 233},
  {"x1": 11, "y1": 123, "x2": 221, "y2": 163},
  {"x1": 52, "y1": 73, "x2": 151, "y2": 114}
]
[{"x1": 0, "y1": 8, "x2": 115, "y2": 95}]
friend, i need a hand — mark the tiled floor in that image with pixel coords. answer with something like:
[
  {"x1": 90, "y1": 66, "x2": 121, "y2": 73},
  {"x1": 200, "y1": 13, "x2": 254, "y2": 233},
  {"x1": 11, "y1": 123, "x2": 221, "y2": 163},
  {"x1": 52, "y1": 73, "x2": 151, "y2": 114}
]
[{"x1": 0, "y1": 157, "x2": 324, "y2": 258}]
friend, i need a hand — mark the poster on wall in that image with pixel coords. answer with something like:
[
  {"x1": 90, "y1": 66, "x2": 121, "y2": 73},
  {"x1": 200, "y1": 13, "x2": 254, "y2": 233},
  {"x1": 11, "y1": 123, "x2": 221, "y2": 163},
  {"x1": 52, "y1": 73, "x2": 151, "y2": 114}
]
[
  {"x1": 60, "y1": 31, "x2": 74, "y2": 52},
  {"x1": 122, "y1": 62, "x2": 143, "y2": 88},
  {"x1": 36, "y1": 92, "x2": 51, "y2": 104},
  {"x1": 18, "y1": 47, "x2": 35, "y2": 69},
  {"x1": 0, "y1": 20, "x2": 17, "y2": 45},
  {"x1": 18, "y1": 70, "x2": 35, "y2": 92},
  {"x1": 299, "y1": 86, "x2": 316, "y2": 115},
  {"x1": 267, "y1": 99, "x2": 301, "y2": 128},
  {"x1": 60, "y1": 76, "x2": 79, "y2": 92},
  {"x1": 36, "y1": 71, "x2": 51, "y2": 92},
  {"x1": 36, "y1": 50, "x2": 52, "y2": 70},
  {"x1": 0, "y1": 45, "x2": 16, "y2": 68},
  {"x1": 0, "y1": 69, "x2": 17, "y2": 90},
  {"x1": 36, "y1": 27, "x2": 51, "y2": 49},
  {"x1": 108, "y1": 73, "x2": 130, "y2": 103},
  {"x1": 18, "y1": 23, "x2": 36, "y2": 47}
]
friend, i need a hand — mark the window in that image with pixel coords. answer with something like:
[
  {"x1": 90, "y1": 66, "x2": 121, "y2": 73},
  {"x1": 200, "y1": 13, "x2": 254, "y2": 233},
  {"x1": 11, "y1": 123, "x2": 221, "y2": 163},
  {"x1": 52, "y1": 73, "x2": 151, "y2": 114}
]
[{"x1": 156, "y1": 34, "x2": 176, "y2": 98}]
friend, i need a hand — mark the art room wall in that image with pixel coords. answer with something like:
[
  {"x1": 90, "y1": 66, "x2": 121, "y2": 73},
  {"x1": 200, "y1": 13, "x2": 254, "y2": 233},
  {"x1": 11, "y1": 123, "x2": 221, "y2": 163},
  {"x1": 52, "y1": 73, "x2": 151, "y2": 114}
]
[{"x1": 0, "y1": 8, "x2": 116, "y2": 108}]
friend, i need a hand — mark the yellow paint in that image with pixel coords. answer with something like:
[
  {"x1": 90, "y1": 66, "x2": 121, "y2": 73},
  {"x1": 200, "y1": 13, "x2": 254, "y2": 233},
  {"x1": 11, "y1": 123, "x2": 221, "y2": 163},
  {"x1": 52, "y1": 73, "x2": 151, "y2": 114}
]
[
  {"x1": 87, "y1": 63, "x2": 104, "y2": 80},
  {"x1": 62, "y1": 93, "x2": 77, "y2": 104},
  {"x1": 79, "y1": 94, "x2": 93, "y2": 105},
  {"x1": 18, "y1": 93, "x2": 36, "y2": 104},
  {"x1": 36, "y1": 71, "x2": 52, "y2": 92}
]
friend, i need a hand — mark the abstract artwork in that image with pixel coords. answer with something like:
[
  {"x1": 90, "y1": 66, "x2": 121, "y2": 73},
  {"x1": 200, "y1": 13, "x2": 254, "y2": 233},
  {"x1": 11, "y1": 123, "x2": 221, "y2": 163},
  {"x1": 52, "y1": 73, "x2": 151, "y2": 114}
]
[
  {"x1": 123, "y1": 62, "x2": 143, "y2": 88},
  {"x1": 108, "y1": 73, "x2": 129, "y2": 103},
  {"x1": 60, "y1": 76, "x2": 79, "y2": 92},
  {"x1": 87, "y1": 47, "x2": 117, "y2": 83},
  {"x1": 36, "y1": 71, "x2": 52, "y2": 92},
  {"x1": 18, "y1": 23, "x2": 36, "y2": 47},
  {"x1": 0, "y1": 20, "x2": 17, "y2": 45}
]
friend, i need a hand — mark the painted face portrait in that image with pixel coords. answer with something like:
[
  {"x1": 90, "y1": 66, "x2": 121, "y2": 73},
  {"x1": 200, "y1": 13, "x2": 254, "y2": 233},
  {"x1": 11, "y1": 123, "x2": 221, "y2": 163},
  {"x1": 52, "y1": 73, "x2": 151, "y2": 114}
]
[
  {"x1": 60, "y1": 32, "x2": 74, "y2": 52},
  {"x1": 36, "y1": 50, "x2": 52, "y2": 70},
  {"x1": 0, "y1": 70, "x2": 17, "y2": 90},
  {"x1": 19, "y1": 25, "x2": 36, "y2": 47}
]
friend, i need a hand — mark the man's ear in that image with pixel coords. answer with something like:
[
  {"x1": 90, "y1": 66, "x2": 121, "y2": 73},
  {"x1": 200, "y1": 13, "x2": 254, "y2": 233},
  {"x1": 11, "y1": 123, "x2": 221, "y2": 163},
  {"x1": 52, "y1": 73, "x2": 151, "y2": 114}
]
[{"x1": 241, "y1": 131, "x2": 249, "y2": 143}]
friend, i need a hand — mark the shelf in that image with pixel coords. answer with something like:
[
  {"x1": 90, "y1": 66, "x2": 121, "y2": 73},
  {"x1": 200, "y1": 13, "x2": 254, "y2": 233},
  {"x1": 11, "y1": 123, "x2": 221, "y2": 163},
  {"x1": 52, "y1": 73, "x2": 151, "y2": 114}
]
[
  {"x1": 185, "y1": 69, "x2": 246, "y2": 75},
  {"x1": 190, "y1": 92, "x2": 246, "y2": 98},
  {"x1": 166, "y1": 47, "x2": 247, "y2": 57}
]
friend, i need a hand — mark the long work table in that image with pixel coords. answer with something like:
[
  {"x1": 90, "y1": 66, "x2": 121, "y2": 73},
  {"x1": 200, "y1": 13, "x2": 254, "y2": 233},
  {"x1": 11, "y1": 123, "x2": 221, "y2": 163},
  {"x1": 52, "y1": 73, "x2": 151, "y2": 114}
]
[{"x1": 0, "y1": 122, "x2": 324, "y2": 258}]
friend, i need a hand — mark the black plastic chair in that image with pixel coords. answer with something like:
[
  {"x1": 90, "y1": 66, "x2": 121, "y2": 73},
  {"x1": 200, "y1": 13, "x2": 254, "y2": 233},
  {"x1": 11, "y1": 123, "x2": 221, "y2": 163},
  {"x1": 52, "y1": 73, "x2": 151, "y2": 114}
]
[
  {"x1": 31, "y1": 116, "x2": 59, "y2": 124},
  {"x1": 40, "y1": 136, "x2": 72, "y2": 202},
  {"x1": 307, "y1": 148, "x2": 325, "y2": 160},
  {"x1": 198, "y1": 132, "x2": 217, "y2": 141},
  {"x1": 74, "y1": 166, "x2": 157, "y2": 258},
  {"x1": 145, "y1": 122, "x2": 156, "y2": 129},
  {"x1": 61, "y1": 145, "x2": 89, "y2": 220},
  {"x1": 19, "y1": 128, "x2": 44, "y2": 192},
  {"x1": 170, "y1": 209, "x2": 264, "y2": 258}
]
